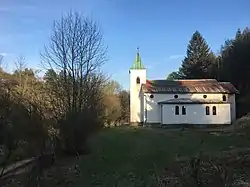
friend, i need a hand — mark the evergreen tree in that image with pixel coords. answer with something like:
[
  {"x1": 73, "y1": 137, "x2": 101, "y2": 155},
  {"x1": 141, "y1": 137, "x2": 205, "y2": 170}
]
[
  {"x1": 235, "y1": 28, "x2": 241, "y2": 40},
  {"x1": 166, "y1": 71, "x2": 183, "y2": 80},
  {"x1": 179, "y1": 31, "x2": 215, "y2": 79},
  {"x1": 217, "y1": 27, "x2": 250, "y2": 117},
  {"x1": 219, "y1": 27, "x2": 250, "y2": 94}
]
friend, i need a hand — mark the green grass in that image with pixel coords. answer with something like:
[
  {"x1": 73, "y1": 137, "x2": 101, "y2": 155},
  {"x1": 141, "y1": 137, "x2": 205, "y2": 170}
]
[{"x1": 77, "y1": 127, "x2": 250, "y2": 187}]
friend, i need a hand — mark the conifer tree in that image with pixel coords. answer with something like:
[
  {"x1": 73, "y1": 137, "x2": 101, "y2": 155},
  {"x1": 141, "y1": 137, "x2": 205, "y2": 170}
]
[{"x1": 180, "y1": 31, "x2": 215, "y2": 79}]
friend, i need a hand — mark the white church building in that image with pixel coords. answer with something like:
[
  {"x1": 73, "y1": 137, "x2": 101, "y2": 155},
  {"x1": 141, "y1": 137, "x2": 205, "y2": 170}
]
[{"x1": 129, "y1": 51, "x2": 239, "y2": 126}]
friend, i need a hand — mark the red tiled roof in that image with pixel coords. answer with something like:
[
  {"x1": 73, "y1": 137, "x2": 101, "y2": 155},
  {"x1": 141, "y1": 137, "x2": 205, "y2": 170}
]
[{"x1": 141, "y1": 79, "x2": 239, "y2": 94}]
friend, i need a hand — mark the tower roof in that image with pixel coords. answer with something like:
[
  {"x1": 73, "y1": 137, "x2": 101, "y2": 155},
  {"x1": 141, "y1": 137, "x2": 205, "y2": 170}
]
[{"x1": 130, "y1": 48, "x2": 145, "y2": 69}]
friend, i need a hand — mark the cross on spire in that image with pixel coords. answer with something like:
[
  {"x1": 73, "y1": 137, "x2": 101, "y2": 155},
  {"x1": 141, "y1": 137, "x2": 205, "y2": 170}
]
[{"x1": 137, "y1": 47, "x2": 140, "y2": 53}]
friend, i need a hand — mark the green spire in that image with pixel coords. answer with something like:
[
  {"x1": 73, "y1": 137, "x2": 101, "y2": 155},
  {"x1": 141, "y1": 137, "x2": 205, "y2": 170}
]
[{"x1": 130, "y1": 48, "x2": 145, "y2": 69}]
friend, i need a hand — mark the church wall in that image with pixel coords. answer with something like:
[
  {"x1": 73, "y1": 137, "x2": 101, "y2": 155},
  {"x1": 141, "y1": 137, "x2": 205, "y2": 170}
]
[
  {"x1": 144, "y1": 93, "x2": 233, "y2": 124},
  {"x1": 228, "y1": 94, "x2": 236, "y2": 122},
  {"x1": 161, "y1": 103, "x2": 231, "y2": 125}
]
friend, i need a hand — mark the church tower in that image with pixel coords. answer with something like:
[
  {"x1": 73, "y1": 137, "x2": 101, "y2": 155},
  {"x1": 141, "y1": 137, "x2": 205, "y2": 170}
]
[{"x1": 129, "y1": 49, "x2": 146, "y2": 124}]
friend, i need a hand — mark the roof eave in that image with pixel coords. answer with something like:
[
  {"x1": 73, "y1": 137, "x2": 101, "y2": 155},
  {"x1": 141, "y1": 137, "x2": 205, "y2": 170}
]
[
  {"x1": 130, "y1": 67, "x2": 146, "y2": 70},
  {"x1": 158, "y1": 101, "x2": 230, "y2": 104},
  {"x1": 143, "y1": 91, "x2": 238, "y2": 94}
]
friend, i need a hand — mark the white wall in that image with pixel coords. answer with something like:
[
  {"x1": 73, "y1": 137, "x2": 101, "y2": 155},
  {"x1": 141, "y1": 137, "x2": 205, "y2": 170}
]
[
  {"x1": 130, "y1": 69, "x2": 146, "y2": 123},
  {"x1": 228, "y1": 94, "x2": 236, "y2": 122},
  {"x1": 162, "y1": 104, "x2": 231, "y2": 125},
  {"x1": 144, "y1": 93, "x2": 235, "y2": 124}
]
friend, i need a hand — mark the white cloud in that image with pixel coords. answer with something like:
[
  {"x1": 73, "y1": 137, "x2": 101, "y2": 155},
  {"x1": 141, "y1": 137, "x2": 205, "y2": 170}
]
[
  {"x1": 168, "y1": 54, "x2": 184, "y2": 60},
  {"x1": 0, "y1": 52, "x2": 8, "y2": 56}
]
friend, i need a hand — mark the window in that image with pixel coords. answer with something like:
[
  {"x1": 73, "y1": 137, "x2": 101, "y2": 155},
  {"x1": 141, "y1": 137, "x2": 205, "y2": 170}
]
[
  {"x1": 174, "y1": 95, "x2": 178, "y2": 99},
  {"x1": 175, "y1": 106, "x2": 179, "y2": 115},
  {"x1": 182, "y1": 106, "x2": 186, "y2": 115},
  {"x1": 150, "y1": 94, "x2": 154, "y2": 98},
  {"x1": 203, "y1": 95, "x2": 207, "y2": 99},
  {"x1": 222, "y1": 95, "x2": 227, "y2": 101},
  {"x1": 212, "y1": 106, "x2": 217, "y2": 115},
  {"x1": 136, "y1": 77, "x2": 140, "y2": 84},
  {"x1": 205, "y1": 106, "x2": 210, "y2": 115}
]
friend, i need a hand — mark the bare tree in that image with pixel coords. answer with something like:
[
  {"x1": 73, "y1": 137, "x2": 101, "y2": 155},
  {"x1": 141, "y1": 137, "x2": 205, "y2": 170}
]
[
  {"x1": 41, "y1": 11, "x2": 107, "y2": 112},
  {"x1": 0, "y1": 55, "x2": 6, "y2": 72},
  {"x1": 14, "y1": 55, "x2": 27, "y2": 72},
  {"x1": 13, "y1": 55, "x2": 29, "y2": 96},
  {"x1": 14, "y1": 55, "x2": 27, "y2": 83},
  {"x1": 41, "y1": 11, "x2": 107, "y2": 154},
  {"x1": 0, "y1": 55, "x2": 3, "y2": 69}
]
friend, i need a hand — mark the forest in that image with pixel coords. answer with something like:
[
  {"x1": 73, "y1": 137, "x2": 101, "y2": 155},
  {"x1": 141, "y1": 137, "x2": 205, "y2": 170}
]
[{"x1": 167, "y1": 28, "x2": 250, "y2": 118}]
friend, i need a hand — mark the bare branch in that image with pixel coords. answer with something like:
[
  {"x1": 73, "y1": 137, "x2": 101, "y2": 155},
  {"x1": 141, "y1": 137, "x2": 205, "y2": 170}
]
[
  {"x1": 41, "y1": 11, "x2": 107, "y2": 113},
  {"x1": 0, "y1": 55, "x2": 3, "y2": 68},
  {"x1": 0, "y1": 55, "x2": 6, "y2": 71},
  {"x1": 14, "y1": 55, "x2": 27, "y2": 72}
]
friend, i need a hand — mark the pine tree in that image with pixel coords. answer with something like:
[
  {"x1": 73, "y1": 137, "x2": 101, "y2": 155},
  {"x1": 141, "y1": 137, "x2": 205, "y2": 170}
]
[
  {"x1": 235, "y1": 28, "x2": 241, "y2": 40},
  {"x1": 179, "y1": 31, "x2": 215, "y2": 79},
  {"x1": 166, "y1": 70, "x2": 183, "y2": 80},
  {"x1": 220, "y1": 27, "x2": 250, "y2": 94}
]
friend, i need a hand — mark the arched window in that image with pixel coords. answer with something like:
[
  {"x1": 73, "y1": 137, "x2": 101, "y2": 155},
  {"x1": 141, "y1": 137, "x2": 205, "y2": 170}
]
[
  {"x1": 205, "y1": 106, "x2": 210, "y2": 115},
  {"x1": 136, "y1": 77, "x2": 140, "y2": 84},
  {"x1": 222, "y1": 95, "x2": 226, "y2": 101},
  {"x1": 212, "y1": 106, "x2": 217, "y2": 115},
  {"x1": 182, "y1": 106, "x2": 186, "y2": 115},
  {"x1": 175, "y1": 106, "x2": 179, "y2": 115}
]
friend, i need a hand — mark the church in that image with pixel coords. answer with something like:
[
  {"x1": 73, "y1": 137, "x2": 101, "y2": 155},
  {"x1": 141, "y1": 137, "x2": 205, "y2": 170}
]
[{"x1": 129, "y1": 51, "x2": 239, "y2": 126}]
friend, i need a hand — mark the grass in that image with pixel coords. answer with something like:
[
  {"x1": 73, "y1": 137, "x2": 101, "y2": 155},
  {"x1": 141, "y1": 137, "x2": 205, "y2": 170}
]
[
  {"x1": 4, "y1": 126, "x2": 250, "y2": 186},
  {"x1": 76, "y1": 127, "x2": 250, "y2": 187}
]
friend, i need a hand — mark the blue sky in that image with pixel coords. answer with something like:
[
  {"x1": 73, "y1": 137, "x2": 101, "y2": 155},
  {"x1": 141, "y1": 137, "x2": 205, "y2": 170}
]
[{"x1": 1, "y1": 0, "x2": 250, "y2": 89}]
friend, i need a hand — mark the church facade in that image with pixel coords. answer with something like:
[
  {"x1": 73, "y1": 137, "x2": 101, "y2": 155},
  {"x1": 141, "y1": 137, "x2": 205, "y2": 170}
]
[{"x1": 129, "y1": 51, "x2": 239, "y2": 125}]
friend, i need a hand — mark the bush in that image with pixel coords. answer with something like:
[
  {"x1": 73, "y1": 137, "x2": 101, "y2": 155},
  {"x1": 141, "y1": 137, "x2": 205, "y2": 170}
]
[
  {"x1": 58, "y1": 111, "x2": 93, "y2": 155},
  {"x1": 57, "y1": 88, "x2": 105, "y2": 156}
]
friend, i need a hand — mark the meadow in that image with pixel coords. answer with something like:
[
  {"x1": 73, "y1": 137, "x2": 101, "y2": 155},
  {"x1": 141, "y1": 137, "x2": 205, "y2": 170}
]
[{"x1": 76, "y1": 126, "x2": 250, "y2": 186}]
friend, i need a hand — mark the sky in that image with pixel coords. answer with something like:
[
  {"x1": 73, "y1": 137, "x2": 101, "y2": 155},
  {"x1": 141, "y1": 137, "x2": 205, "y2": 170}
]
[{"x1": 0, "y1": 0, "x2": 250, "y2": 89}]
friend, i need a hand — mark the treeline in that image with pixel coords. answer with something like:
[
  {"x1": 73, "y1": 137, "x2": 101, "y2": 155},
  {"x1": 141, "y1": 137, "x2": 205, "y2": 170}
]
[
  {"x1": 0, "y1": 11, "x2": 129, "y2": 184},
  {"x1": 167, "y1": 28, "x2": 250, "y2": 117}
]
